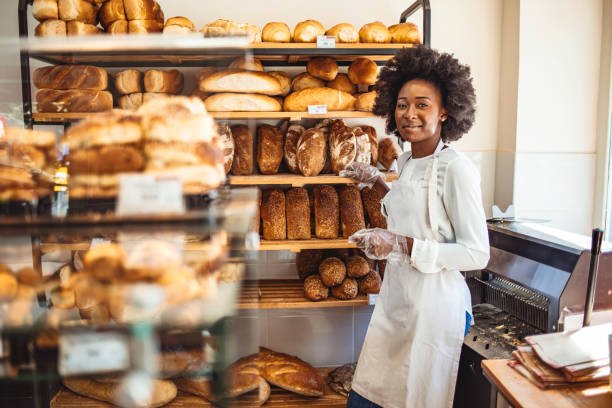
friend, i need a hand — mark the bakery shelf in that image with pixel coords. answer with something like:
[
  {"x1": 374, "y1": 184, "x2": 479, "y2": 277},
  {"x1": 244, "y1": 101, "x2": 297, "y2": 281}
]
[
  {"x1": 259, "y1": 239, "x2": 355, "y2": 252},
  {"x1": 230, "y1": 171, "x2": 397, "y2": 187},
  {"x1": 238, "y1": 279, "x2": 369, "y2": 309},
  {"x1": 50, "y1": 368, "x2": 346, "y2": 408}
]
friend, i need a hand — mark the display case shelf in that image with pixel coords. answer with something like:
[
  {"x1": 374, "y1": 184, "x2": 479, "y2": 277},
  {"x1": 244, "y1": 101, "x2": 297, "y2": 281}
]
[
  {"x1": 230, "y1": 172, "x2": 397, "y2": 187},
  {"x1": 259, "y1": 239, "x2": 355, "y2": 252},
  {"x1": 238, "y1": 279, "x2": 369, "y2": 309}
]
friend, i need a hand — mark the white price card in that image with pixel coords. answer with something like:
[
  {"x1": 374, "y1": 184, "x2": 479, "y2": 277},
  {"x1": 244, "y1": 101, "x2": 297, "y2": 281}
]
[
  {"x1": 316, "y1": 35, "x2": 336, "y2": 48},
  {"x1": 90, "y1": 238, "x2": 111, "y2": 248},
  {"x1": 59, "y1": 331, "x2": 130, "y2": 376},
  {"x1": 308, "y1": 104, "x2": 328, "y2": 114},
  {"x1": 368, "y1": 294, "x2": 378, "y2": 305},
  {"x1": 117, "y1": 174, "x2": 184, "y2": 216}
]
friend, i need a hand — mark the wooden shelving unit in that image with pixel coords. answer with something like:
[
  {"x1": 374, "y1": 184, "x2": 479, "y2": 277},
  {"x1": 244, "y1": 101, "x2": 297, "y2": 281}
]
[
  {"x1": 51, "y1": 368, "x2": 346, "y2": 407},
  {"x1": 238, "y1": 279, "x2": 369, "y2": 309},
  {"x1": 230, "y1": 171, "x2": 396, "y2": 187},
  {"x1": 259, "y1": 238, "x2": 355, "y2": 252}
]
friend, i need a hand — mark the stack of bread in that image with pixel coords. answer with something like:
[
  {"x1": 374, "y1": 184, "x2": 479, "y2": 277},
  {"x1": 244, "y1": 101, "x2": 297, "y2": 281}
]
[
  {"x1": 115, "y1": 69, "x2": 184, "y2": 110},
  {"x1": 33, "y1": 0, "x2": 103, "y2": 37},
  {"x1": 0, "y1": 263, "x2": 39, "y2": 327},
  {"x1": 99, "y1": 0, "x2": 164, "y2": 34},
  {"x1": 62, "y1": 95, "x2": 224, "y2": 198},
  {"x1": 34, "y1": 65, "x2": 113, "y2": 113},
  {"x1": 0, "y1": 127, "x2": 56, "y2": 202},
  {"x1": 298, "y1": 249, "x2": 382, "y2": 302}
]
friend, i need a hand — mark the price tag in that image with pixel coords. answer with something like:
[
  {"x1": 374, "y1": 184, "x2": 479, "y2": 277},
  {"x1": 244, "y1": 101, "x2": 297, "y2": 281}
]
[
  {"x1": 117, "y1": 174, "x2": 184, "y2": 216},
  {"x1": 316, "y1": 35, "x2": 336, "y2": 48},
  {"x1": 308, "y1": 105, "x2": 328, "y2": 114},
  {"x1": 59, "y1": 331, "x2": 130, "y2": 376},
  {"x1": 90, "y1": 238, "x2": 111, "y2": 248},
  {"x1": 368, "y1": 294, "x2": 378, "y2": 305}
]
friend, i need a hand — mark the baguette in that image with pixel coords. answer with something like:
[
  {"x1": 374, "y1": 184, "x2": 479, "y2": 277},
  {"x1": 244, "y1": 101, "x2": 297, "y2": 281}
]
[
  {"x1": 58, "y1": 0, "x2": 98, "y2": 25},
  {"x1": 33, "y1": 0, "x2": 58, "y2": 22},
  {"x1": 115, "y1": 70, "x2": 143, "y2": 94},
  {"x1": 283, "y1": 87, "x2": 356, "y2": 111},
  {"x1": 36, "y1": 89, "x2": 113, "y2": 113},
  {"x1": 33, "y1": 65, "x2": 108, "y2": 91},
  {"x1": 63, "y1": 379, "x2": 177, "y2": 408},
  {"x1": 34, "y1": 20, "x2": 66, "y2": 37},
  {"x1": 143, "y1": 69, "x2": 183, "y2": 94},
  {"x1": 66, "y1": 21, "x2": 102, "y2": 36},
  {"x1": 205, "y1": 93, "x2": 281, "y2": 112},
  {"x1": 199, "y1": 70, "x2": 282, "y2": 96}
]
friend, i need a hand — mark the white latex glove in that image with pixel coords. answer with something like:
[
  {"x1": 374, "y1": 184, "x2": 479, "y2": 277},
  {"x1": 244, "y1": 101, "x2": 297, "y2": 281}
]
[
  {"x1": 348, "y1": 228, "x2": 411, "y2": 263},
  {"x1": 339, "y1": 162, "x2": 384, "y2": 189}
]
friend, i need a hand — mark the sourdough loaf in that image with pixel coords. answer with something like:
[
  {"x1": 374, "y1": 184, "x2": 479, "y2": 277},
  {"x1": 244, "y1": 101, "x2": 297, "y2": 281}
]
[
  {"x1": 360, "y1": 125, "x2": 378, "y2": 166},
  {"x1": 258, "y1": 347, "x2": 325, "y2": 396},
  {"x1": 296, "y1": 128, "x2": 325, "y2": 177},
  {"x1": 217, "y1": 124, "x2": 234, "y2": 174},
  {"x1": 228, "y1": 57, "x2": 264, "y2": 72},
  {"x1": 328, "y1": 119, "x2": 357, "y2": 175},
  {"x1": 283, "y1": 124, "x2": 304, "y2": 174},
  {"x1": 267, "y1": 71, "x2": 291, "y2": 96},
  {"x1": 293, "y1": 20, "x2": 325, "y2": 42}
]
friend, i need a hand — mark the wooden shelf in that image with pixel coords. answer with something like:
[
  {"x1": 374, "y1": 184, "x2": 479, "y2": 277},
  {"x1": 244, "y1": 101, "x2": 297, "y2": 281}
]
[
  {"x1": 51, "y1": 368, "x2": 347, "y2": 408},
  {"x1": 259, "y1": 239, "x2": 355, "y2": 252},
  {"x1": 238, "y1": 279, "x2": 368, "y2": 309},
  {"x1": 230, "y1": 171, "x2": 397, "y2": 187}
]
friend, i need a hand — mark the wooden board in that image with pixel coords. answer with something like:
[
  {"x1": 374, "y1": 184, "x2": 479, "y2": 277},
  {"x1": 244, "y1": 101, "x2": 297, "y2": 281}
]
[
  {"x1": 481, "y1": 359, "x2": 612, "y2": 408},
  {"x1": 259, "y1": 239, "x2": 355, "y2": 252},
  {"x1": 51, "y1": 368, "x2": 347, "y2": 408},
  {"x1": 230, "y1": 171, "x2": 397, "y2": 187},
  {"x1": 238, "y1": 279, "x2": 369, "y2": 309}
]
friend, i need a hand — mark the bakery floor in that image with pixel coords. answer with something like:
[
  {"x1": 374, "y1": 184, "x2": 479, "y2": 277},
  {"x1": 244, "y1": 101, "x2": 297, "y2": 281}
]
[{"x1": 51, "y1": 368, "x2": 346, "y2": 408}]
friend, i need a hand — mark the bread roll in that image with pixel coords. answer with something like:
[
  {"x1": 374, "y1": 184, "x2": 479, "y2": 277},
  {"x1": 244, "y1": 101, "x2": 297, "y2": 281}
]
[
  {"x1": 319, "y1": 257, "x2": 346, "y2": 287},
  {"x1": 63, "y1": 379, "x2": 177, "y2": 408},
  {"x1": 296, "y1": 128, "x2": 325, "y2": 177},
  {"x1": 378, "y1": 137, "x2": 402, "y2": 170},
  {"x1": 326, "y1": 23, "x2": 359, "y2": 43},
  {"x1": 388, "y1": 22, "x2": 420, "y2": 44},
  {"x1": 35, "y1": 89, "x2": 113, "y2": 113},
  {"x1": 123, "y1": 0, "x2": 164, "y2": 22},
  {"x1": 327, "y1": 73, "x2": 356, "y2": 94},
  {"x1": 293, "y1": 19, "x2": 325, "y2": 42},
  {"x1": 144, "y1": 69, "x2": 183, "y2": 94},
  {"x1": 313, "y1": 185, "x2": 339, "y2": 239},
  {"x1": 296, "y1": 249, "x2": 324, "y2": 279},
  {"x1": 291, "y1": 73, "x2": 325, "y2": 92},
  {"x1": 34, "y1": 20, "x2": 67, "y2": 37},
  {"x1": 205, "y1": 93, "x2": 282, "y2": 112},
  {"x1": 348, "y1": 58, "x2": 378, "y2": 86},
  {"x1": 267, "y1": 71, "x2": 291, "y2": 96},
  {"x1": 67, "y1": 21, "x2": 102, "y2": 36},
  {"x1": 106, "y1": 19, "x2": 128, "y2": 34},
  {"x1": 261, "y1": 189, "x2": 286, "y2": 240},
  {"x1": 230, "y1": 125, "x2": 253, "y2": 175},
  {"x1": 199, "y1": 70, "x2": 282, "y2": 96},
  {"x1": 347, "y1": 255, "x2": 370, "y2": 278},
  {"x1": 285, "y1": 187, "x2": 310, "y2": 240},
  {"x1": 58, "y1": 0, "x2": 98, "y2": 25},
  {"x1": 329, "y1": 119, "x2": 357, "y2": 174},
  {"x1": 262, "y1": 22, "x2": 291, "y2": 42},
  {"x1": 284, "y1": 87, "x2": 356, "y2": 112},
  {"x1": 114, "y1": 70, "x2": 142, "y2": 94},
  {"x1": 331, "y1": 277, "x2": 358, "y2": 299},
  {"x1": 129, "y1": 19, "x2": 164, "y2": 34},
  {"x1": 360, "y1": 125, "x2": 378, "y2": 166},
  {"x1": 33, "y1": 0, "x2": 58, "y2": 22},
  {"x1": 359, "y1": 269, "x2": 381, "y2": 294},
  {"x1": 99, "y1": 0, "x2": 125, "y2": 29},
  {"x1": 229, "y1": 57, "x2": 264, "y2": 72},
  {"x1": 307, "y1": 57, "x2": 338, "y2": 81},
  {"x1": 257, "y1": 124, "x2": 284, "y2": 175},
  {"x1": 339, "y1": 185, "x2": 365, "y2": 237},
  {"x1": 50, "y1": 288, "x2": 76, "y2": 309},
  {"x1": 359, "y1": 21, "x2": 390, "y2": 43},
  {"x1": 361, "y1": 184, "x2": 387, "y2": 229},
  {"x1": 356, "y1": 91, "x2": 377, "y2": 111},
  {"x1": 283, "y1": 124, "x2": 304, "y2": 174},
  {"x1": 34, "y1": 65, "x2": 108, "y2": 91},
  {"x1": 217, "y1": 124, "x2": 234, "y2": 174},
  {"x1": 304, "y1": 275, "x2": 328, "y2": 301},
  {"x1": 163, "y1": 16, "x2": 195, "y2": 33}
]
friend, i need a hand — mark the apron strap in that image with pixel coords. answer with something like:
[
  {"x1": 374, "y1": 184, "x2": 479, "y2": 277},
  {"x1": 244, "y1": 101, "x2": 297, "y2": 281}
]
[{"x1": 427, "y1": 140, "x2": 445, "y2": 234}]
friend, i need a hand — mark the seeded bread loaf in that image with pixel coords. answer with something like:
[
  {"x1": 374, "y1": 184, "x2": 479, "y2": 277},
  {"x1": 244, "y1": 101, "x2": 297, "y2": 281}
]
[
  {"x1": 260, "y1": 189, "x2": 286, "y2": 240},
  {"x1": 313, "y1": 185, "x2": 339, "y2": 239},
  {"x1": 285, "y1": 187, "x2": 310, "y2": 240},
  {"x1": 361, "y1": 183, "x2": 387, "y2": 229},
  {"x1": 339, "y1": 185, "x2": 365, "y2": 238}
]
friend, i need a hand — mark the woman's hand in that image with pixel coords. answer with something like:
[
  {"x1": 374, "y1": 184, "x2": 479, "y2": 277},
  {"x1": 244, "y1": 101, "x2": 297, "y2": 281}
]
[
  {"x1": 349, "y1": 228, "x2": 413, "y2": 261},
  {"x1": 339, "y1": 162, "x2": 384, "y2": 189}
]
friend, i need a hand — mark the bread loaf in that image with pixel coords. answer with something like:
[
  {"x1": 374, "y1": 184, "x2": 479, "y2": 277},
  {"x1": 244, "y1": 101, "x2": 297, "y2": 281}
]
[
  {"x1": 63, "y1": 378, "x2": 177, "y2": 408},
  {"x1": 361, "y1": 185, "x2": 387, "y2": 229},
  {"x1": 253, "y1": 187, "x2": 262, "y2": 233},
  {"x1": 293, "y1": 20, "x2": 325, "y2": 42},
  {"x1": 307, "y1": 57, "x2": 338, "y2": 81},
  {"x1": 144, "y1": 69, "x2": 183, "y2": 94},
  {"x1": 296, "y1": 249, "x2": 324, "y2": 279},
  {"x1": 313, "y1": 185, "x2": 339, "y2": 238},
  {"x1": 200, "y1": 19, "x2": 261, "y2": 43},
  {"x1": 327, "y1": 73, "x2": 356, "y2": 94},
  {"x1": 199, "y1": 70, "x2": 282, "y2": 96},
  {"x1": 358, "y1": 270, "x2": 381, "y2": 294},
  {"x1": 285, "y1": 187, "x2": 310, "y2": 240},
  {"x1": 34, "y1": 65, "x2": 108, "y2": 91},
  {"x1": 388, "y1": 22, "x2": 420, "y2": 44},
  {"x1": 266, "y1": 71, "x2": 291, "y2": 96},
  {"x1": 58, "y1": 0, "x2": 98, "y2": 25},
  {"x1": 319, "y1": 257, "x2": 346, "y2": 287},
  {"x1": 163, "y1": 16, "x2": 195, "y2": 34},
  {"x1": 129, "y1": 19, "x2": 164, "y2": 34},
  {"x1": 262, "y1": 22, "x2": 291, "y2": 42},
  {"x1": 229, "y1": 57, "x2": 264, "y2": 72},
  {"x1": 331, "y1": 277, "x2": 358, "y2": 299},
  {"x1": 99, "y1": 0, "x2": 125, "y2": 28},
  {"x1": 360, "y1": 125, "x2": 378, "y2": 166},
  {"x1": 259, "y1": 347, "x2": 325, "y2": 397},
  {"x1": 217, "y1": 124, "x2": 234, "y2": 174},
  {"x1": 283, "y1": 124, "x2": 304, "y2": 174},
  {"x1": 353, "y1": 127, "x2": 371, "y2": 165},
  {"x1": 35, "y1": 20, "x2": 67, "y2": 37},
  {"x1": 355, "y1": 91, "x2": 377, "y2": 111},
  {"x1": 118, "y1": 93, "x2": 169, "y2": 110},
  {"x1": 339, "y1": 185, "x2": 365, "y2": 237},
  {"x1": 347, "y1": 255, "x2": 370, "y2": 278},
  {"x1": 314, "y1": 119, "x2": 333, "y2": 174},
  {"x1": 106, "y1": 19, "x2": 128, "y2": 34},
  {"x1": 115, "y1": 70, "x2": 142, "y2": 94},
  {"x1": 296, "y1": 128, "x2": 325, "y2": 177},
  {"x1": 67, "y1": 21, "x2": 102, "y2": 36},
  {"x1": 205, "y1": 93, "x2": 282, "y2": 112},
  {"x1": 325, "y1": 23, "x2": 358, "y2": 43},
  {"x1": 377, "y1": 260, "x2": 386, "y2": 279},
  {"x1": 256, "y1": 124, "x2": 284, "y2": 175},
  {"x1": 33, "y1": 0, "x2": 58, "y2": 22},
  {"x1": 304, "y1": 275, "x2": 328, "y2": 301},
  {"x1": 123, "y1": 0, "x2": 164, "y2": 21},
  {"x1": 291, "y1": 73, "x2": 325, "y2": 92},
  {"x1": 261, "y1": 189, "x2": 286, "y2": 240},
  {"x1": 36, "y1": 89, "x2": 113, "y2": 113},
  {"x1": 328, "y1": 119, "x2": 357, "y2": 174},
  {"x1": 230, "y1": 125, "x2": 253, "y2": 175},
  {"x1": 378, "y1": 137, "x2": 402, "y2": 170},
  {"x1": 359, "y1": 21, "x2": 390, "y2": 43},
  {"x1": 195, "y1": 67, "x2": 217, "y2": 82},
  {"x1": 284, "y1": 87, "x2": 355, "y2": 111},
  {"x1": 348, "y1": 58, "x2": 378, "y2": 86}
]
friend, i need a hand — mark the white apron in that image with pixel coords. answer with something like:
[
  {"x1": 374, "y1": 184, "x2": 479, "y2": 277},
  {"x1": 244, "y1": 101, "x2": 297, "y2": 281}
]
[{"x1": 351, "y1": 141, "x2": 489, "y2": 408}]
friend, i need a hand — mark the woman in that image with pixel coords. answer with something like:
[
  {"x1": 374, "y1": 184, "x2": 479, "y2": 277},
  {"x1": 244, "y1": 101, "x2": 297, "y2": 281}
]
[{"x1": 341, "y1": 46, "x2": 490, "y2": 408}]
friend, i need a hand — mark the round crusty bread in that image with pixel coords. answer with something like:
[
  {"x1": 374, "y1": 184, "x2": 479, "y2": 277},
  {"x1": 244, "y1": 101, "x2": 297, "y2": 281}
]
[
  {"x1": 307, "y1": 57, "x2": 338, "y2": 81},
  {"x1": 319, "y1": 257, "x2": 346, "y2": 287},
  {"x1": 388, "y1": 22, "x2": 420, "y2": 44},
  {"x1": 304, "y1": 275, "x2": 329, "y2": 301},
  {"x1": 378, "y1": 137, "x2": 402, "y2": 170},
  {"x1": 325, "y1": 23, "x2": 359, "y2": 43},
  {"x1": 331, "y1": 277, "x2": 358, "y2": 300},
  {"x1": 358, "y1": 269, "x2": 382, "y2": 294},
  {"x1": 262, "y1": 22, "x2": 292, "y2": 42},
  {"x1": 346, "y1": 255, "x2": 370, "y2": 278},
  {"x1": 359, "y1": 21, "x2": 390, "y2": 43},
  {"x1": 205, "y1": 93, "x2": 282, "y2": 112},
  {"x1": 327, "y1": 73, "x2": 356, "y2": 94},
  {"x1": 284, "y1": 87, "x2": 356, "y2": 111},
  {"x1": 348, "y1": 58, "x2": 378, "y2": 85},
  {"x1": 291, "y1": 72, "x2": 325, "y2": 92},
  {"x1": 293, "y1": 19, "x2": 325, "y2": 42}
]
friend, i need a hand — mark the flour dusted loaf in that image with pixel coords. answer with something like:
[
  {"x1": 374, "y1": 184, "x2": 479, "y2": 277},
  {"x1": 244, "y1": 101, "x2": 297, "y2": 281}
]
[
  {"x1": 360, "y1": 125, "x2": 378, "y2": 166},
  {"x1": 36, "y1": 89, "x2": 113, "y2": 112},
  {"x1": 353, "y1": 126, "x2": 372, "y2": 165},
  {"x1": 285, "y1": 187, "x2": 310, "y2": 240},
  {"x1": 34, "y1": 65, "x2": 108, "y2": 91},
  {"x1": 284, "y1": 87, "x2": 355, "y2": 111},
  {"x1": 205, "y1": 93, "x2": 282, "y2": 112},
  {"x1": 261, "y1": 189, "x2": 286, "y2": 240},
  {"x1": 258, "y1": 347, "x2": 325, "y2": 396},
  {"x1": 296, "y1": 128, "x2": 326, "y2": 177},
  {"x1": 361, "y1": 183, "x2": 387, "y2": 229},
  {"x1": 339, "y1": 185, "x2": 366, "y2": 237},
  {"x1": 328, "y1": 119, "x2": 357, "y2": 175},
  {"x1": 378, "y1": 137, "x2": 402, "y2": 170},
  {"x1": 256, "y1": 124, "x2": 284, "y2": 175},
  {"x1": 283, "y1": 124, "x2": 304, "y2": 174},
  {"x1": 304, "y1": 275, "x2": 329, "y2": 301},
  {"x1": 230, "y1": 125, "x2": 253, "y2": 175},
  {"x1": 313, "y1": 185, "x2": 339, "y2": 238}
]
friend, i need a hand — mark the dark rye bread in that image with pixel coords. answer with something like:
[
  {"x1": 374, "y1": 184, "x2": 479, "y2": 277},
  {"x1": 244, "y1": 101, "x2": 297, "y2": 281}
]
[
  {"x1": 231, "y1": 125, "x2": 254, "y2": 175},
  {"x1": 296, "y1": 249, "x2": 324, "y2": 279},
  {"x1": 261, "y1": 189, "x2": 286, "y2": 240},
  {"x1": 313, "y1": 185, "x2": 339, "y2": 239},
  {"x1": 285, "y1": 187, "x2": 310, "y2": 240},
  {"x1": 361, "y1": 183, "x2": 387, "y2": 229}
]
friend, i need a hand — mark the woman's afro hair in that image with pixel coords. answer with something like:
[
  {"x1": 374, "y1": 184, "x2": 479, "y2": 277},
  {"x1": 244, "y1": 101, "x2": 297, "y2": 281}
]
[{"x1": 373, "y1": 46, "x2": 476, "y2": 142}]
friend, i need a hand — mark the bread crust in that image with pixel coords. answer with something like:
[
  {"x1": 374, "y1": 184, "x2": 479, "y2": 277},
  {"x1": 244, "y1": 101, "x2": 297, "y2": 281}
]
[
  {"x1": 339, "y1": 185, "x2": 366, "y2": 238},
  {"x1": 261, "y1": 189, "x2": 286, "y2": 240},
  {"x1": 283, "y1": 87, "x2": 356, "y2": 111},
  {"x1": 285, "y1": 187, "x2": 310, "y2": 240},
  {"x1": 256, "y1": 124, "x2": 284, "y2": 175},
  {"x1": 230, "y1": 125, "x2": 254, "y2": 175},
  {"x1": 313, "y1": 185, "x2": 339, "y2": 238},
  {"x1": 34, "y1": 65, "x2": 108, "y2": 91}
]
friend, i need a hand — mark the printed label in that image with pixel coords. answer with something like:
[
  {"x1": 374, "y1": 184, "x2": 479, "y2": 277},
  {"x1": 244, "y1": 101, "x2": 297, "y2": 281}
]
[
  {"x1": 117, "y1": 174, "x2": 184, "y2": 216},
  {"x1": 308, "y1": 104, "x2": 328, "y2": 114},
  {"x1": 316, "y1": 35, "x2": 336, "y2": 48}
]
